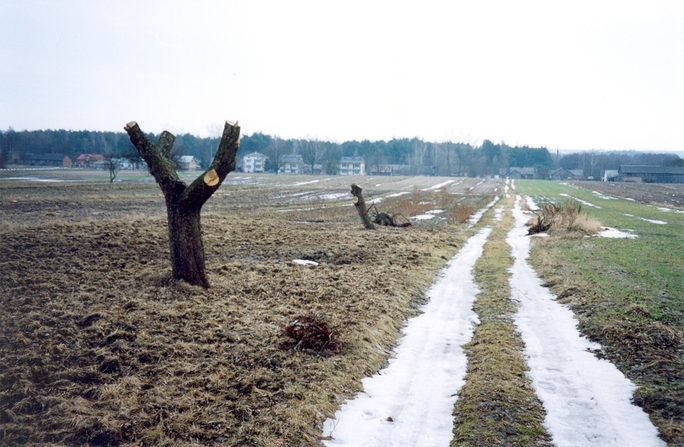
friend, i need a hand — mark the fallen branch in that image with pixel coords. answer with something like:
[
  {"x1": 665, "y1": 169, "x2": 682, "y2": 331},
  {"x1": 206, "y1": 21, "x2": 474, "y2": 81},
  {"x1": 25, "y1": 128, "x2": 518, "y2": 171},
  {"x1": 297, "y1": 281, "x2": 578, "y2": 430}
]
[{"x1": 368, "y1": 204, "x2": 411, "y2": 227}]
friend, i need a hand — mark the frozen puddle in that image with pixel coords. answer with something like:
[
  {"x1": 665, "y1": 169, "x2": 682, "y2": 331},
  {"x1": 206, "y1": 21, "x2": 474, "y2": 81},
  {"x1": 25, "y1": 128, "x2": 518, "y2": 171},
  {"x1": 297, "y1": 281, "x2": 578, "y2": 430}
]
[
  {"x1": 322, "y1": 228, "x2": 492, "y2": 446},
  {"x1": 509, "y1": 196, "x2": 665, "y2": 447}
]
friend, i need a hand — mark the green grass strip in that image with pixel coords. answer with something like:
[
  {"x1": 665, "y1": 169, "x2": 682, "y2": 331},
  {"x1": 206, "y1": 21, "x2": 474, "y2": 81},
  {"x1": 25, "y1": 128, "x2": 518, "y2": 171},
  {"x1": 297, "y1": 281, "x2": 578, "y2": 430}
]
[{"x1": 451, "y1": 199, "x2": 552, "y2": 447}]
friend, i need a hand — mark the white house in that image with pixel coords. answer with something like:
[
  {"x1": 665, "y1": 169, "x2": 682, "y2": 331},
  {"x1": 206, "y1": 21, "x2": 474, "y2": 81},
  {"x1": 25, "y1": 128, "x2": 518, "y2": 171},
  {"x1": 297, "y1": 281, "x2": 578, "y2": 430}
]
[
  {"x1": 177, "y1": 155, "x2": 200, "y2": 170},
  {"x1": 242, "y1": 152, "x2": 268, "y2": 173},
  {"x1": 339, "y1": 156, "x2": 365, "y2": 176},
  {"x1": 279, "y1": 154, "x2": 304, "y2": 174}
]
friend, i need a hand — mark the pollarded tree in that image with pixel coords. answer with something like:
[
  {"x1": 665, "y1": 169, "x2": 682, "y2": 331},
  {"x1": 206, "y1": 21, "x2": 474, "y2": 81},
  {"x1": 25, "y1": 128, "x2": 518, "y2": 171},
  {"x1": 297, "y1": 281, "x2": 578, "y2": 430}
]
[{"x1": 124, "y1": 120, "x2": 241, "y2": 288}]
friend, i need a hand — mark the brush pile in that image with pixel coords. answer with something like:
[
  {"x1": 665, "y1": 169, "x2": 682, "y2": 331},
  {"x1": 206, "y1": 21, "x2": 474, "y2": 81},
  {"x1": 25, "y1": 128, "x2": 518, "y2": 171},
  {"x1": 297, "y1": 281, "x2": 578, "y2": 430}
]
[
  {"x1": 284, "y1": 315, "x2": 339, "y2": 352},
  {"x1": 528, "y1": 199, "x2": 601, "y2": 236}
]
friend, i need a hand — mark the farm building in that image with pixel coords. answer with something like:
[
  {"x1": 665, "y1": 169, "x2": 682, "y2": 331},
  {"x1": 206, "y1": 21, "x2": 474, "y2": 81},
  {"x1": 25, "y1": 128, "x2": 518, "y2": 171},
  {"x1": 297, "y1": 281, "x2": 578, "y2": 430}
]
[
  {"x1": 339, "y1": 156, "x2": 365, "y2": 176},
  {"x1": 177, "y1": 155, "x2": 200, "y2": 171},
  {"x1": 26, "y1": 153, "x2": 72, "y2": 167},
  {"x1": 618, "y1": 165, "x2": 684, "y2": 183},
  {"x1": 549, "y1": 168, "x2": 576, "y2": 180},
  {"x1": 602, "y1": 170, "x2": 619, "y2": 182},
  {"x1": 506, "y1": 167, "x2": 536, "y2": 179},
  {"x1": 570, "y1": 169, "x2": 585, "y2": 180},
  {"x1": 75, "y1": 154, "x2": 104, "y2": 167},
  {"x1": 242, "y1": 152, "x2": 267, "y2": 173},
  {"x1": 279, "y1": 154, "x2": 304, "y2": 174}
]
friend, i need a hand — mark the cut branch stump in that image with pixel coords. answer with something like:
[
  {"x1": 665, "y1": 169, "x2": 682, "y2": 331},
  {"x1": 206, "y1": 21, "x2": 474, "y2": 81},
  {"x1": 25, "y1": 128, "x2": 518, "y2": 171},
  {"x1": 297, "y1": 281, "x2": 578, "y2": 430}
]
[{"x1": 350, "y1": 183, "x2": 375, "y2": 230}]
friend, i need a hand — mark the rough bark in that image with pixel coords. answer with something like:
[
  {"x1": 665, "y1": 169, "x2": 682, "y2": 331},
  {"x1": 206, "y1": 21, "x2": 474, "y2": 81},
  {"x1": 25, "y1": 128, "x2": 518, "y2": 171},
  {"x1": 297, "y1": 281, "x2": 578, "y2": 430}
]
[
  {"x1": 350, "y1": 183, "x2": 375, "y2": 230},
  {"x1": 124, "y1": 120, "x2": 240, "y2": 288}
]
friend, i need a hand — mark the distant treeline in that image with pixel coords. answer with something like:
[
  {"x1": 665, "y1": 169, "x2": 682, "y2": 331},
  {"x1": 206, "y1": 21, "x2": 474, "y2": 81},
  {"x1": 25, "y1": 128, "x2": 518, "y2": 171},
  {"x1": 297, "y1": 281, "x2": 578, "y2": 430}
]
[{"x1": 0, "y1": 126, "x2": 681, "y2": 176}]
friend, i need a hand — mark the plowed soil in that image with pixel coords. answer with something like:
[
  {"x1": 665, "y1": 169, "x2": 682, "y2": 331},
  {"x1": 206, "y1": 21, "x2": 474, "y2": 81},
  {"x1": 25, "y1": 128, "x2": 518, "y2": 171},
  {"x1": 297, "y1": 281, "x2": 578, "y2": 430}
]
[
  {"x1": 0, "y1": 172, "x2": 499, "y2": 446},
  {"x1": 569, "y1": 180, "x2": 684, "y2": 208}
]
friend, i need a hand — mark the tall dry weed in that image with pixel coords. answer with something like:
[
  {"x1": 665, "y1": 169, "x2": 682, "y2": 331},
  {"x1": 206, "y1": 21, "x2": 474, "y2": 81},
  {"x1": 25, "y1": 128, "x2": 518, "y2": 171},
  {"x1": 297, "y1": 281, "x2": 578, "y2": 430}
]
[
  {"x1": 384, "y1": 188, "x2": 432, "y2": 218},
  {"x1": 447, "y1": 204, "x2": 476, "y2": 224},
  {"x1": 528, "y1": 199, "x2": 601, "y2": 237}
]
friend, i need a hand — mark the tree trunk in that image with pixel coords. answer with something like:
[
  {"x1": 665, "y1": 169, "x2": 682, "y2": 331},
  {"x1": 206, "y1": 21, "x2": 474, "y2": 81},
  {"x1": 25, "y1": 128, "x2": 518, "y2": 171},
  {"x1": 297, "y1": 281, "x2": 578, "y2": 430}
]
[
  {"x1": 167, "y1": 205, "x2": 207, "y2": 287},
  {"x1": 350, "y1": 183, "x2": 375, "y2": 230},
  {"x1": 124, "y1": 120, "x2": 240, "y2": 288}
]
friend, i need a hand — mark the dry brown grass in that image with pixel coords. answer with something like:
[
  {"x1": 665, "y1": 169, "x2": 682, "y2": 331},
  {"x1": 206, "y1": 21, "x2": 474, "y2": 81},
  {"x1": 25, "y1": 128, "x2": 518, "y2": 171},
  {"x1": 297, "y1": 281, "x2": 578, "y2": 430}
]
[
  {"x1": 0, "y1": 180, "x2": 481, "y2": 446},
  {"x1": 384, "y1": 187, "x2": 434, "y2": 217}
]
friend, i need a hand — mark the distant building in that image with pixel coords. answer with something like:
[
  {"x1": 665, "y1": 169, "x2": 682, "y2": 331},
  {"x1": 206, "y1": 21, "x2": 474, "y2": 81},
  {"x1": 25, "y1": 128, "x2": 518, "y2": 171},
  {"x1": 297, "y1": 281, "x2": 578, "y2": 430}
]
[
  {"x1": 549, "y1": 168, "x2": 575, "y2": 180},
  {"x1": 602, "y1": 170, "x2": 619, "y2": 182},
  {"x1": 177, "y1": 155, "x2": 200, "y2": 171},
  {"x1": 75, "y1": 154, "x2": 104, "y2": 167},
  {"x1": 506, "y1": 167, "x2": 536, "y2": 179},
  {"x1": 339, "y1": 156, "x2": 365, "y2": 176},
  {"x1": 26, "y1": 153, "x2": 72, "y2": 167},
  {"x1": 279, "y1": 154, "x2": 304, "y2": 174},
  {"x1": 618, "y1": 165, "x2": 684, "y2": 183},
  {"x1": 242, "y1": 152, "x2": 267, "y2": 173},
  {"x1": 570, "y1": 169, "x2": 585, "y2": 180}
]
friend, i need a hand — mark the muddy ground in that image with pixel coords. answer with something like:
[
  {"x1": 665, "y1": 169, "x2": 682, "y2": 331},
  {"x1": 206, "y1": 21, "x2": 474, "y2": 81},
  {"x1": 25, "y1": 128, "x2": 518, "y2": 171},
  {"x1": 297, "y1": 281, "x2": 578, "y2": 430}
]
[{"x1": 0, "y1": 172, "x2": 499, "y2": 446}]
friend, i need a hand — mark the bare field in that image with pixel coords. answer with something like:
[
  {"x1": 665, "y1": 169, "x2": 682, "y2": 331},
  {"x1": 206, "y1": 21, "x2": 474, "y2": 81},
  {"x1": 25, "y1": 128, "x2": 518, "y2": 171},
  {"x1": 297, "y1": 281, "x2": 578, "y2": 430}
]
[
  {"x1": 0, "y1": 172, "x2": 500, "y2": 446},
  {"x1": 568, "y1": 180, "x2": 684, "y2": 209}
]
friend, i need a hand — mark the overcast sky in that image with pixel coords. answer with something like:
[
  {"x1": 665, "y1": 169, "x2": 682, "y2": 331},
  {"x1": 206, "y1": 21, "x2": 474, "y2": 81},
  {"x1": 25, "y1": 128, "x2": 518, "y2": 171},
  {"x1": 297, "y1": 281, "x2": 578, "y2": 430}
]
[{"x1": 1, "y1": 1, "x2": 683, "y2": 151}]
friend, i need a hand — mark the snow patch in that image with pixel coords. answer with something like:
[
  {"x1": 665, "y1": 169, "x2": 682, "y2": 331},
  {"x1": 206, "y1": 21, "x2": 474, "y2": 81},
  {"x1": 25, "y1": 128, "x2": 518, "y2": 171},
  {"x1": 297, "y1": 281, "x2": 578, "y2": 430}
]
[
  {"x1": 493, "y1": 206, "x2": 505, "y2": 223},
  {"x1": 598, "y1": 228, "x2": 638, "y2": 239},
  {"x1": 656, "y1": 207, "x2": 684, "y2": 214},
  {"x1": 559, "y1": 193, "x2": 601, "y2": 208},
  {"x1": 0, "y1": 176, "x2": 65, "y2": 182},
  {"x1": 292, "y1": 259, "x2": 318, "y2": 266},
  {"x1": 468, "y1": 196, "x2": 500, "y2": 227},
  {"x1": 640, "y1": 218, "x2": 667, "y2": 225},
  {"x1": 322, "y1": 228, "x2": 491, "y2": 446},
  {"x1": 623, "y1": 213, "x2": 668, "y2": 225},
  {"x1": 422, "y1": 180, "x2": 455, "y2": 191},
  {"x1": 318, "y1": 192, "x2": 349, "y2": 201},
  {"x1": 293, "y1": 180, "x2": 320, "y2": 186},
  {"x1": 592, "y1": 191, "x2": 617, "y2": 200}
]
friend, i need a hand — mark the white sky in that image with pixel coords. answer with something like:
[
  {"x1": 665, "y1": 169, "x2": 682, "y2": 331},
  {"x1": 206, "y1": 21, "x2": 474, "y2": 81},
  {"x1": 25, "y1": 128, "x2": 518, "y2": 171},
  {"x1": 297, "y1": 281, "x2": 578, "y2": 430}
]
[{"x1": 1, "y1": 1, "x2": 683, "y2": 151}]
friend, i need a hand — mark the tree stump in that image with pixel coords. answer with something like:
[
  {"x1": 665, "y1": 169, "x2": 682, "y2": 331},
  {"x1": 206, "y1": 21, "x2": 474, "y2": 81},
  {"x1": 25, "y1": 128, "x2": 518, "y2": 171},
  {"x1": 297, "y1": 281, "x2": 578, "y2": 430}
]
[
  {"x1": 124, "y1": 120, "x2": 240, "y2": 288},
  {"x1": 351, "y1": 183, "x2": 375, "y2": 230}
]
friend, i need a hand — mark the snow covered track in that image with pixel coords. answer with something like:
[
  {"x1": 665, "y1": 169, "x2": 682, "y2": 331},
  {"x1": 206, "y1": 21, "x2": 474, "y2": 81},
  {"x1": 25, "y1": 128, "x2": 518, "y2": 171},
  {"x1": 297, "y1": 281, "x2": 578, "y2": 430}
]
[
  {"x1": 322, "y1": 228, "x2": 492, "y2": 447},
  {"x1": 508, "y1": 196, "x2": 665, "y2": 447}
]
